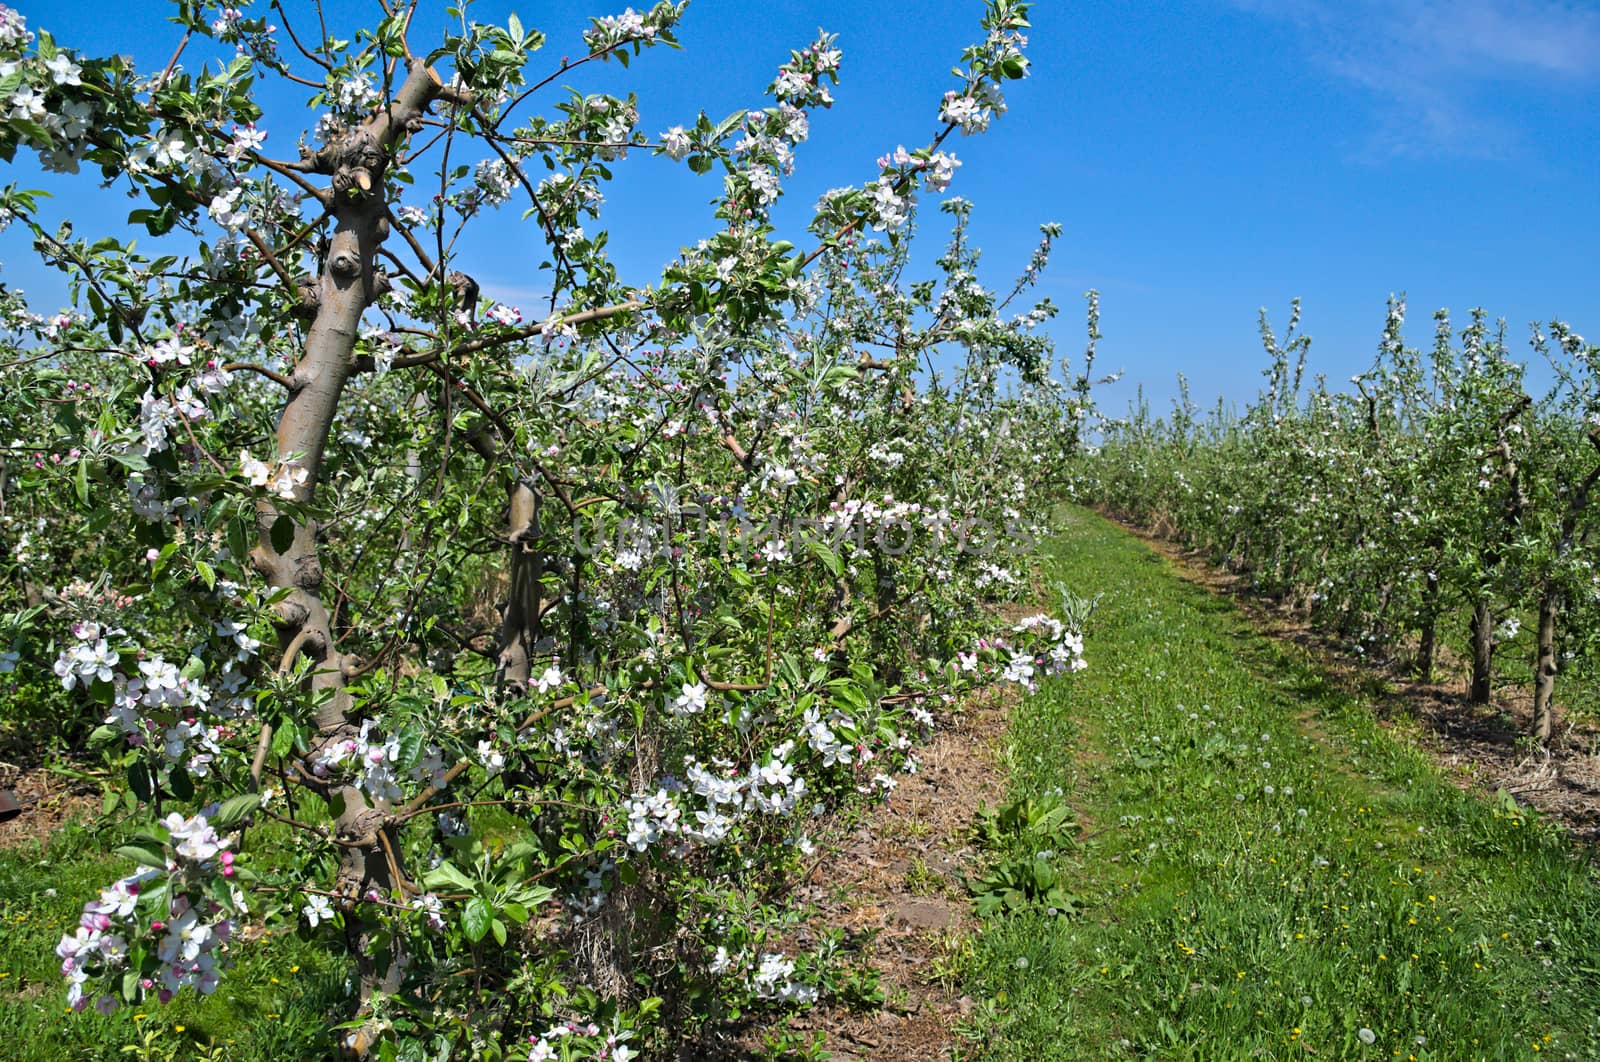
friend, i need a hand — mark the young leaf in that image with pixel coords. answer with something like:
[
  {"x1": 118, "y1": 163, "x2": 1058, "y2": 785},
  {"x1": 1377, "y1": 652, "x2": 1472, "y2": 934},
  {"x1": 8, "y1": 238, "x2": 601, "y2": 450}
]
[{"x1": 461, "y1": 897, "x2": 493, "y2": 942}]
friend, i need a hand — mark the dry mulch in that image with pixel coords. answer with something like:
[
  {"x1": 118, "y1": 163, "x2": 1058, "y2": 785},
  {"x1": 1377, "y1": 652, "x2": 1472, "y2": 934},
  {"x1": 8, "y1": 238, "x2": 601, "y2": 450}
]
[
  {"x1": 0, "y1": 756, "x2": 100, "y2": 850},
  {"x1": 1101, "y1": 508, "x2": 1600, "y2": 845},
  {"x1": 699, "y1": 686, "x2": 1015, "y2": 1061}
]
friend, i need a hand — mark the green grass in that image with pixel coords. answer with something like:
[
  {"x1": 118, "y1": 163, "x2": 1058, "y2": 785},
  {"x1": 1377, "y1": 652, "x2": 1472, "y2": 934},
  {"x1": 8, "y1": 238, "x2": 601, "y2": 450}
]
[
  {"x1": 960, "y1": 505, "x2": 1600, "y2": 1061},
  {"x1": 0, "y1": 817, "x2": 341, "y2": 1061}
]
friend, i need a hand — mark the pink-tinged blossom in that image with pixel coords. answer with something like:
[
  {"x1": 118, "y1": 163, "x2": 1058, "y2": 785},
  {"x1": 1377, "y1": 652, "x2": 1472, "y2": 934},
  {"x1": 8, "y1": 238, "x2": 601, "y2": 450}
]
[
  {"x1": 226, "y1": 123, "x2": 266, "y2": 160},
  {"x1": 939, "y1": 91, "x2": 988, "y2": 134},
  {"x1": 0, "y1": 6, "x2": 35, "y2": 49},
  {"x1": 924, "y1": 151, "x2": 960, "y2": 191},
  {"x1": 486, "y1": 303, "x2": 522, "y2": 326}
]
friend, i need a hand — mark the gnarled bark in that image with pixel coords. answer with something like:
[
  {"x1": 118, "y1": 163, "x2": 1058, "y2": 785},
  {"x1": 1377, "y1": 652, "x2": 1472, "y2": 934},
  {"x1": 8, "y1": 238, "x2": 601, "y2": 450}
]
[
  {"x1": 495, "y1": 480, "x2": 547, "y2": 690},
  {"x1": 248, "y1": 59, "x2": 447, "y2": 1056}
]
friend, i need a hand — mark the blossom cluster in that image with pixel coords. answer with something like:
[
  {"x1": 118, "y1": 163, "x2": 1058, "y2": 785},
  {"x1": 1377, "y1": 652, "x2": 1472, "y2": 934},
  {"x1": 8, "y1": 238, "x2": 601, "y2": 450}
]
[
  {"x1": 312, "y1": 719, "x2": 406, "y2": 802},
  {"x1": 0, "y1": 4, "x2": 32, "y2": 50},
  {"x1": 582, "y1": 2, "x2": 683, "y2": 54},
  {"x1": 708, "y1": 946, "x2": 818, "y2": 1005},
  {"x1": 525, "y1": 1020, "x2": 638, "y2": 1062},
  {"x1": 238, "y1": 450, "x2": 309, "y2": 500},
  {"x1": 57, "y1": 810, "x2": 241, "y2": 1013},
  {"x1": 704, "y1": 32, "x2": 841, "y2": 227},
  {"x1": 55, "y1": 619, "x2": 257, "y2": 780},
  {"x1": 210, "y1": 6, "x2": 280, "y2": 63},
  {"x1": 620, "y1": 615, "x2": 1084, "y2": 861},
  {"x1": 622, "y1": 740, "x2": 813, "y2": 854},
  {"x1": 0, "y1": 13, "x2": 95, "y2": 174}
]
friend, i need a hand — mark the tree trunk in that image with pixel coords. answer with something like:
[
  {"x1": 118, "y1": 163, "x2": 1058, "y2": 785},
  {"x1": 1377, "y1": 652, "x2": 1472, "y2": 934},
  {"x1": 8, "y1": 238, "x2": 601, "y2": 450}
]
[
  {"x1": 247, "y1": 60, "x2": 446, "y2": 1057},
  {"x1": 1374, "y1": 580, "x2": 1394, "y2": 648},
  {"x1": 1416, "y1": 568, "x2": 1439, "y2": 683},
  {"x1": 1469, "y1": 599, "x2": 1494, "y2": 705},
  {"x1": 495, "y1": 480, "x2": 546, "y2": 690},
  {"x1": 1527, "y1": 430, "x2": 1600, "y2": 742},
  {"x1": 1532, "y1": 588, "x2": 1558, "y2": 743}
]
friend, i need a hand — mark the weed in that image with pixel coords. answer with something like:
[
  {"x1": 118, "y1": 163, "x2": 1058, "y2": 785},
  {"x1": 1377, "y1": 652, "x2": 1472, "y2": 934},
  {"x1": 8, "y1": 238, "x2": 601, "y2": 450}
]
[
  {"x1": 904, "y1": 855, "x2": 948, "y2": 896},
  {"x1": 760, "y1": 1027, "x2": 831, "y2": 1061}
]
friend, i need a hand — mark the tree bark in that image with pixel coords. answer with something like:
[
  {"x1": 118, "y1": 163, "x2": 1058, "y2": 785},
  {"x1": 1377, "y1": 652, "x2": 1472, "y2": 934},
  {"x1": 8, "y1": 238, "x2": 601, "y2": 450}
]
[
  {"x1": 247, "y1": 60, "x2": 446, "y2": 1056},
  {"x1": 1528, "y1": 430, "x2": 1600, "y2": 742},
  {"x1": 1469, "y1": 396, "x2": 1528, "y2": 709},
  {"x1": 495, "y1": 480, "x2": 546, "y2": 690},
  {"x1": 1532, "y1": 588, "x2": 1558, "y2": 743},
  {"x1": 1468, "y1": 599, "x2": 1494, "y2": 705}
]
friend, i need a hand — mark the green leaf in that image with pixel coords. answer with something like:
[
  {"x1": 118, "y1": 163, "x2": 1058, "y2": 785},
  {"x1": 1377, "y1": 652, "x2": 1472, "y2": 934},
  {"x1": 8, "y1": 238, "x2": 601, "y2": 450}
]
[
  {"x1": 461, "y1": 897, "x2": 492, "y2": 942},
  {"x1": 227, "y1": 515, "x2": 250, "y2": 562},
  {"x1": 114, "y1": 843, "x2": 167, "y2": 869},
  {"x1": 394, "y1": 726, "x2": 424, "y2": 773},
  {"x1": 808, "y1": 539, "x2": 843, "y2": 577},
  {"x1": 127, "y1": 761, "x2": 154, "y2": 802},
  {"x1": 211, "y1": 793, "x2": 261, "y2": 830},
  {"x1": 823, "y1": 364, "x2": 861, "y2": 389},
  {"x1": 73, "y1": 460, "x2": 88, "y2": 505},
  {"x1": 490, "y1": 918, "x2": 507, "y2": 946},
  {"x1": 87, "y1": 724, "x2": 123, "y2": 750},
  {"x1": 270, "y1": 515, "x2": 295, "y2": 555},
  {"x1": 269, "y1": 722, "x2": 296, "y2": 759},
  {"x1": 424, "y1": 861, "x2": 474, "y2": 891}
]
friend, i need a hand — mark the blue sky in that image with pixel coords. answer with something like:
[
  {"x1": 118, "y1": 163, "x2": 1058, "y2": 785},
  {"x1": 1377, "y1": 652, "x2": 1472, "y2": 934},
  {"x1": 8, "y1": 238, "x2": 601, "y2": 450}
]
[{"x1": 4, "y1": 0, "x2": 1597, "y2": 419}]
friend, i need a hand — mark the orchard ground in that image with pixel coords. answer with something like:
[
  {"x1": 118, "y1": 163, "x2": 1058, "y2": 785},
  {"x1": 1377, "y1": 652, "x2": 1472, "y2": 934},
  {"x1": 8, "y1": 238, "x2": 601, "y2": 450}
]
[
  {"x1": 960, "y1": 507, "x2": 1600, "y2": 1061},
  {"x1": 7, "y1": 505, "x2": 1598, "y2": 1060}
]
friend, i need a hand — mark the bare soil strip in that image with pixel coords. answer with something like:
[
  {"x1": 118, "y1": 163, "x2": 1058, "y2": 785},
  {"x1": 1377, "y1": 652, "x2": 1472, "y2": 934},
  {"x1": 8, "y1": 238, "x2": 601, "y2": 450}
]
[{"x1": 702, "y1": 687, "x2": 1015, "y2": 1061}]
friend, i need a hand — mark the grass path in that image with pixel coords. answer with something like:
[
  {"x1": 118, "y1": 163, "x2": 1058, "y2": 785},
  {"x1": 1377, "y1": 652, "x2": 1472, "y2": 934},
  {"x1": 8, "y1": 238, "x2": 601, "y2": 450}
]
[{"x1": 961, "y1": 506, "x2": 1600, "y2": 1061}]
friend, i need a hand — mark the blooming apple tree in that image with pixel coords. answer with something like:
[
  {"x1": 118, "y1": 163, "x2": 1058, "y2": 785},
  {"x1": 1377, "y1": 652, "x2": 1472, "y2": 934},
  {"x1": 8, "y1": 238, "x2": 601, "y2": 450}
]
[
  {"x1": 0, "y1": 0, "x2": 1094, "y2": 1054},
  {"x1": 1076, "y1": 297, "x2": 1600, "y2": 743}
]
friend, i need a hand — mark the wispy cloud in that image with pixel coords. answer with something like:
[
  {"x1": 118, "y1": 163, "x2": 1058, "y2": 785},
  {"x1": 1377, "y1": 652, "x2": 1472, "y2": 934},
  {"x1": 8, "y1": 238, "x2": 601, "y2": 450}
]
[{"x1": 1227, "y1": 0, "x2": 1600, "y2": 158}]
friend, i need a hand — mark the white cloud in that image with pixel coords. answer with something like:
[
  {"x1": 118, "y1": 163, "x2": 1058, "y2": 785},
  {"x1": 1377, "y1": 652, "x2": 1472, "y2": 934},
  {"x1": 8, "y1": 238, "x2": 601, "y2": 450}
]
[{"x1": 1227, "y1": 0, "x2": 1600, "y2": 157}]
